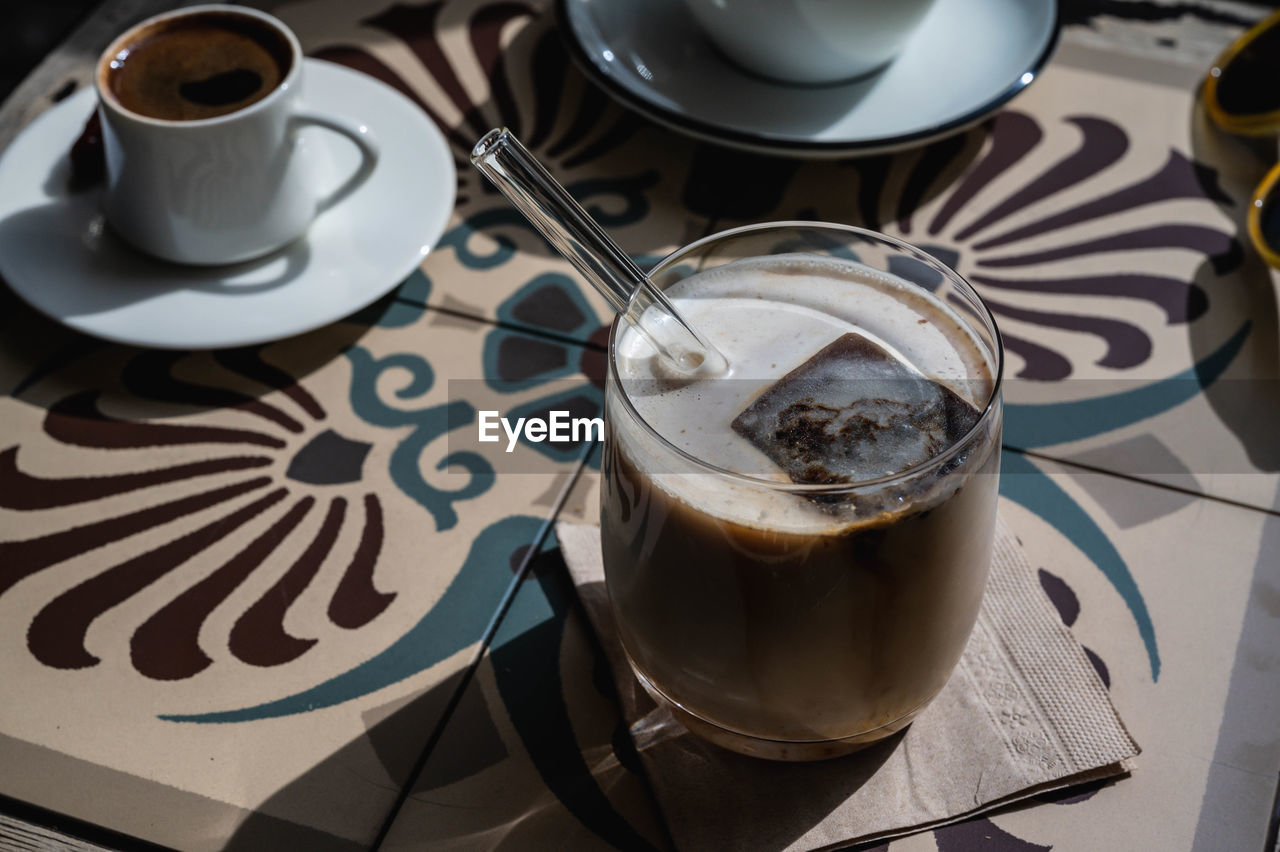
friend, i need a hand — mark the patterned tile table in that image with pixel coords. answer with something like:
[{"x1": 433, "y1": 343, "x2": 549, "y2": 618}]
[{"x1": 0, "y1": 1, "x2": 1277, "y2": 850}]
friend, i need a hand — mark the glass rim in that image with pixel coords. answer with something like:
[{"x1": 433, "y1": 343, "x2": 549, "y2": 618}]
[{"x1": 606, "y1": 220, "x2": 1005, "y2": 494}]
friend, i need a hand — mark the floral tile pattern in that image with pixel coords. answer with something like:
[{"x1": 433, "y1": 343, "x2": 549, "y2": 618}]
[
  {"x1": 0, "y1": 299, "x2": 595, "y2": 848},
  {"x1": 0, "y1": 0, "x2": 1277, "y2": 850}
]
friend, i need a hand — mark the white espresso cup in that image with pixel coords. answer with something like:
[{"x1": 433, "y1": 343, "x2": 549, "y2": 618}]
[
  {"x1": 94, "y1": 4, "x2": 379, "y2": 265},
  {"x1": 681, "y1": 0, "x2": 938, "y2": 85}
]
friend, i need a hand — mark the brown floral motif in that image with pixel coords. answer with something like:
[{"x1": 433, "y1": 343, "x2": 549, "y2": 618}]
[
  {"x1": 681, "y1": 110, "x2": 1239, "y2": 382},
  {"x1": 0, "y1": 349, "x2": 395, "y2": 681},
  {"x1": 300, "y1": 0, "x2": 645, "y2": 197},
  {"x1": 846, "y1": 111, "x2": 1238, "y2": 380}
]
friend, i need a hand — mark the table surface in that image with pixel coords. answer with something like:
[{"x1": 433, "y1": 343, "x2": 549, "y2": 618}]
[{"x1": 1, "y1": 1, "x2": 1278, "y2": 850}]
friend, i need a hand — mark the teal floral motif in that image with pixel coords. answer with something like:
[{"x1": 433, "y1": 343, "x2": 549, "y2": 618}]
[
  {"x1": 439, "y1": 173, "x2": 660, "y2": 270},
  {"x1": 501, "y1": 388, "x2": 607, "y2": 466},
  {"x1": 481, "y1": 274, "x2": 608, "y2": 465},
  {"x1": 346, "y1": 268, "x2": 434, "y2": 329},
  {"x1": 1001, "y1": 320, "x2": 1250, "y2": 681},
  {"x1": 345, "y1": 346, "x2": 494, "y2": 531},
  {"x1": 1002, "y1": 451, "x2": 1160, "y2": 679},
  {"x1": 495, "y1": 272, "x2": 603, "y2": 338},
  {"x1": 1004, "y1": 322, "x2": 1249, "y2": 449},
  {"x1": 484, "y1": 272, "x2": 605, "y2": 391}
]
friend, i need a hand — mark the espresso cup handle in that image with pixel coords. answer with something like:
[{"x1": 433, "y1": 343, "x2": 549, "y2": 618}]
[{"x1": 291, "y1": 111, "x2": 380, "y2": 213}]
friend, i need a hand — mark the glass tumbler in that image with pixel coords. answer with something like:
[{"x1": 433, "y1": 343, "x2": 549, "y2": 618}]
[{"x1": 600, "y1": 222, "x2": 1003, "y2": 761}]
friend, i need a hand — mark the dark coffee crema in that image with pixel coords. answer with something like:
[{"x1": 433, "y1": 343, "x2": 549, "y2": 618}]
[{"x1": 104, "y1": 12, "x2": 293, "y2": 121}]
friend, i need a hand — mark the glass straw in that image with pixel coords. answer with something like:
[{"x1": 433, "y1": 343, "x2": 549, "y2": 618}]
[{"x1": 471, "y1": 128, "x2": 728, "y2": 375}]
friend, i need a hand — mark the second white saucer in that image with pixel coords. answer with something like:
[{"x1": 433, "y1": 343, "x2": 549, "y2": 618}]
[
  {"x1": 0, "y1": 59, "x2": 456, "y2": 350},
  {"x1": 560, "y1": 0, "x2": 1059, "y2": 157}
]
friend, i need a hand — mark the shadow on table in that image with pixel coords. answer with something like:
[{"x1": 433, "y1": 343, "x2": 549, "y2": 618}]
[
  {"x1": 1187, "y1": 97, "x2": 1280, "y2": 474},
  {"x1": 0, "y1": 200, "x2": 315, "y2": 306},
  {"x1": 0, "y1": 253, "x2": 411, "y2": 420},
  {"x1": 220, "y1": 666, "x2": 473, "y2": 851},
  {"x1": 222, "y1": 549, "x2": 664, "y2": 850},
  {"x1": 227, "y1": 544, "x2": 903, "y2": 851}
]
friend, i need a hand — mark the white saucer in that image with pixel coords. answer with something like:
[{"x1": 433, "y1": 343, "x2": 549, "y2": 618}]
[
  {"x1": 559, "y1": 0, "x2": 1058, "y2": 157},
  {"x1": 0, "y1": 59, "x2": 455, "y2": 349}
]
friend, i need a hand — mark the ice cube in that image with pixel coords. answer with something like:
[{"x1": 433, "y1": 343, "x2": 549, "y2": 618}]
[{"x1": 731, "y1": 333, "x2": 981, "y2": 485}]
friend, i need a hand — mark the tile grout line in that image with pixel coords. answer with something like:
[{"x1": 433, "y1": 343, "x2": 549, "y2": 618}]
[
  {"x1": 369, "y1": 442, "x2": 598, "y2": 851},
  {"x1": 416, "y1": 300, "x2": 608, "y2": 352},
  {"x1": 1006, "y1": 446, "x2": 1280, "y2": 519}
]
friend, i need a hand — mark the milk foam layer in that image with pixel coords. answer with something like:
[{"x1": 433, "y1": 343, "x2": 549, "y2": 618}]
[{"x1": 612, "y1": 254, "x2": 995, "y2": 533}]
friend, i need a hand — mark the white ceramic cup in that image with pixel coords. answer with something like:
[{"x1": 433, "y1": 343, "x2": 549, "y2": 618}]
[
  {"x1": 94, "y1": 4, "x2": 379, "y2": 265},
  {"x1": 680, "y1": 0, "x2": 938, "y2": 85}
]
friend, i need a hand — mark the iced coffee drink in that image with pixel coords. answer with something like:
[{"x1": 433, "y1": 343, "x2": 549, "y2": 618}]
[{"x1": 600, "y1": 224, "x2": 1002, "y2": 761}]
